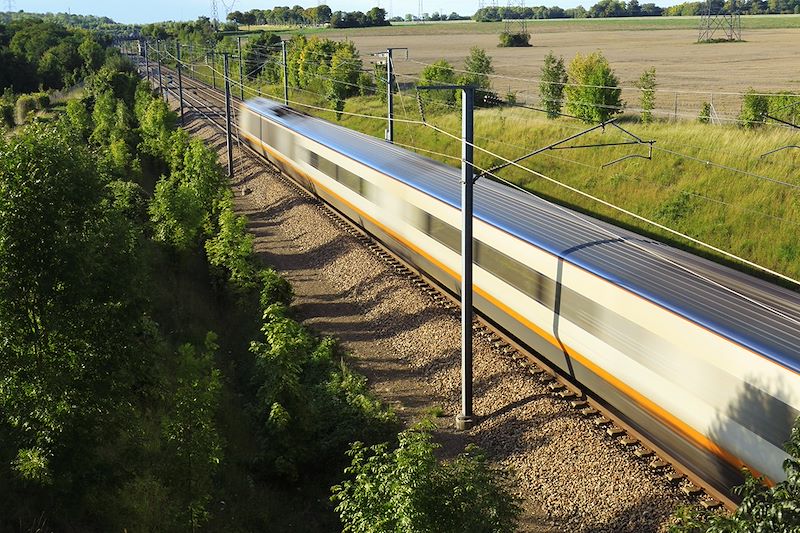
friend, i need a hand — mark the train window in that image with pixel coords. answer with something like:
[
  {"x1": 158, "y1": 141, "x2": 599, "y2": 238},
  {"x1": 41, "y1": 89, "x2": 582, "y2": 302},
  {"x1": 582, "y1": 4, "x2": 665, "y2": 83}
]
[
  {"x1": 306, "y1": 149, "x2": 318, "y2": 168},
  {"x1": 424, "y1": 212, "x2": 460, "y2": 252},
  {"x1": 336, "y1": 167, "x2": 362, "y2": 194},
  {"x1": 319, "y1": 157, "x2": 337, "y2": 178},
  {"x1": 260, "y1": 118, "x2": 273, "y2": 147},
  {"x1": 474, "y1": 242, "x2": 555, "y2": 310}
]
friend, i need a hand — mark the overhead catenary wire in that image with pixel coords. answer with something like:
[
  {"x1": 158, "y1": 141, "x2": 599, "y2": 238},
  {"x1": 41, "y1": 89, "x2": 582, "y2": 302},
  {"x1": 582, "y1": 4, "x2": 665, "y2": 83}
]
[{"x1": 147, "y1": 51, "x2": 800, "y2": 290}]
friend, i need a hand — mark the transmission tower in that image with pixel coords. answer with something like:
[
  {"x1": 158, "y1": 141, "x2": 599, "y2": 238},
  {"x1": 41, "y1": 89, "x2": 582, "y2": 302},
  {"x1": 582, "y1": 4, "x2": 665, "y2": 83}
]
[
  {"x1": 210, "y1": 0, "x2": 219, "y2": 28},
  {"x1": 5, "y1": 0, "x2": 15, "y2": 12},
  {"x1": 698, "y1": 0, "x2": 741, "y2": 42},
  {"x1": 418, "y1": 0, "x2": 424, "y2": 21}
]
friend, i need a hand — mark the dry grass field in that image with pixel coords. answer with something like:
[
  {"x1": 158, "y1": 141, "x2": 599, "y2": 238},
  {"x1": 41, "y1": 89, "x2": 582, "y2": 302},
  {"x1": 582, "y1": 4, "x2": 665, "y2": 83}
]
[{"x1": 319, "y1": 17, "x2": 800, "y2": 119}]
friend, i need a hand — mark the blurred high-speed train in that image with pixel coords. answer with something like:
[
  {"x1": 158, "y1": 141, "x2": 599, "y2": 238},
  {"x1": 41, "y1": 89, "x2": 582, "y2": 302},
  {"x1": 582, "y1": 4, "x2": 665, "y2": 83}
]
[{"x1": 239, "y1": 96, "x2": 800, "y2": 496}]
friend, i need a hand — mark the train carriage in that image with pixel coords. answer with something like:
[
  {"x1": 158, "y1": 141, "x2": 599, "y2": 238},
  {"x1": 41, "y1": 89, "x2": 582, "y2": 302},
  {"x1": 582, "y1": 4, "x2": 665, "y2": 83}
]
[{"x1": 239, "y1": 96, "x2": 800, "y2": 497}]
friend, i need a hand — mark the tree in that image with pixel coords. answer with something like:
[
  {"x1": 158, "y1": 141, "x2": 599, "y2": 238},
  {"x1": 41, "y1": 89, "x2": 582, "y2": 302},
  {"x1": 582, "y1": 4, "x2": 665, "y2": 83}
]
[
  {"x1": 636, "y1": 67, "x2": 656, "y2": 123},
  {"x1": 78, "y1": 35, "x2": 104, "y2": 74},
  {"x1": 326, "y1": 41, "x2": 362, "y2": 119},
  {"x1": 739, "y1": 89, "x2": 769, "y2": 128},
  {"x1": 564, "y1": 51, "x2": 623, "y2": 123},
  {"x1": 161, "y1": 334, "x2": 223, "y2": 529},
  {"x1": 332, "y1": 423, "x2": 521, "y2": 533},
  {"x1": 418, "y1": 59, "x2": 457, "y2": 106},
  {"x1": 243, "y1": 32, "x2": 282, "y2": 81},
  {"x1": 540, "y1": 51, "x2": 567, "y2": 119},
  {"x1": 0, "y1": 120, "x2": 145, "y2": 491}
]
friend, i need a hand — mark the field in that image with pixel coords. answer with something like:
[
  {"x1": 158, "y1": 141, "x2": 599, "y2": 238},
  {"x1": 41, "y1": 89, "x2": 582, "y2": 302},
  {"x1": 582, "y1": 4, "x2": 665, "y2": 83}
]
[{"x1": 315, "y1": 15, "x2": 800, "y2": 118}]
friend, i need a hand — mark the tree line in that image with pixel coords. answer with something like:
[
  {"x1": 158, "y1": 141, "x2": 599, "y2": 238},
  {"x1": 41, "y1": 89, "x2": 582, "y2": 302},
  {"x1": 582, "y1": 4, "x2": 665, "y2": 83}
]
[{"x1": 474, "y1": 0, "x2": 799, "y2": 20}]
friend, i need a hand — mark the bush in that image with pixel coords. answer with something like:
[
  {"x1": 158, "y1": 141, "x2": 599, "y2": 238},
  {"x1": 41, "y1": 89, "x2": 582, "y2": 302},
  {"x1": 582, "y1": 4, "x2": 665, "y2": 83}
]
[
  {"x1": 31, "y1": 92, "x2": 50, "y2": 109},
  {"x1": 0, "y1": 102, "x2": 13, "y2": 128},
  {"x1": 259, "y1": 267, "x2": 293, "y2": 308},
  {"x1": 564, "y1": 51, "x2": 623, "y2": 123},
  {"x1": 739, "y1": 89, "x2": 769, "y2": 128},
  {"x1": 670, "y1": 417, "x2": 800, "y2": 532},
  {"x1": 498, "y1": 32, "x2": 531, "y2": 47},
  {"x1": 637, "y1": 67, "x2": 656, "y2": 124},
  {"x1": 331, "y1": 422, "x2": 521, "y2": 533},
  {"x1": 249, "y1": 304, "x2": 396, "y2": 479},
  {"x1": 204, "y1": 200, "x2": 257, "y2": 288},
  {"x1": 540, "y1": 51, "x2": 567, "y2": 119},
  {"x1": 14, "y1": 94, "x2": 37, "y2": 124},
  {"x1": 698, "y1": 101, "x2": 711, "y2": 124},
  {"x1": 418, "y1": 59, "x2": 457, "y2": 106}
]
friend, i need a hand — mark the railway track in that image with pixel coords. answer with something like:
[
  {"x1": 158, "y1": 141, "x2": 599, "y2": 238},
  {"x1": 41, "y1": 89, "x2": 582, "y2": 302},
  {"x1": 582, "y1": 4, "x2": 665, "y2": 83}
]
[{"x1": 141, "y1": 56, "x2": 734, "y2": 512}]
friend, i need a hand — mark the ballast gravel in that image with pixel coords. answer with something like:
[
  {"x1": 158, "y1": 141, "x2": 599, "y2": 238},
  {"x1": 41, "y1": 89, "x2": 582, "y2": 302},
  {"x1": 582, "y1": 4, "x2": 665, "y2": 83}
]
[{"x1": 178, "y1": 100, "x2": 689, "y2": 532}]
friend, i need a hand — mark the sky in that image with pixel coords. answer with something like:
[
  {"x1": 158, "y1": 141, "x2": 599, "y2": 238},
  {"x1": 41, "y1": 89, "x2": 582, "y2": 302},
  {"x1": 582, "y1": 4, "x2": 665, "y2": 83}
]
[{"x1": 6, "y1": 0, "x2": 588, "y2": 24}]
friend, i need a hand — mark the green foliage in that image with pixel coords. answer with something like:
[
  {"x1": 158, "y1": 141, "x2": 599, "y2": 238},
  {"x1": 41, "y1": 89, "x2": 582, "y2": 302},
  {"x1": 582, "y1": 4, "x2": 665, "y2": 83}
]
[
  {"x1": 249, "y1": 304, "x2": 396, "y2": 479},
  {"x1": 0, "y1": 120, "x2": 145, "y2": 495},
  {"x1": 259, "y1": 267, "x2": 294, "y2": 308},
  {"x1": 326, "y1": 41, "x2": 363, "y2": 118},
  {"x1": 139, "y1": 97, "x2": 177, "y2": 158},
  {"x1": 331, "y1": 423, "x2": 521, "y2": 533},
  {"x1": 205, "y1": 198, "x2": 258, "y2": 288},
  {"x1": 65, "y1": 98, "x2": 92, "y2": 138},
  {"x1": 564, "y1": 51, "x2": 623, "y2": 123},
  {"x1": 14, "y1": 93, "x2": 37, "y2": 124},
  {"x1": 637, "y1": 67, "x2": 657, "y2": 123},
  {"x1": 498, "y1": 31, "x2": 531, "y2": 47},
  {"x1": 540, "y1": 51, "x2": 567, "y2": 119},
  {"x1": 670, "y1": 417, "x2": 800, "y2": 532},
  {"x1": 162, "y1": 333, "x2": 224, "y2": 529},
  {"x1": 460, "y1": 47, "x2": 498, "y2": 107},
  {"x1": 150, "y1": 137, "x2": 226, "y2": 250},
  {"x1": 243, "y1": 32, "x2": 282, "y2": 82},
  {"x1": 419, "y1": 59, "x2": 457, "y2": 106},
  {"x1": 739, "y1": 89, "x2": 769, "y2": 129},
  {"x1": 698, "y1": 101, "x2": 712, "y2": 124}
]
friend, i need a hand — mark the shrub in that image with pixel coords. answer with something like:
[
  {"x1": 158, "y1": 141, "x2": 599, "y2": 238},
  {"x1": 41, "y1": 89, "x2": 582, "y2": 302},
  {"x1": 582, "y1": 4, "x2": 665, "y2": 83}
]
[
  {"x1": 670, "y1": 417, "x2": 800, "y2": 532},
  {"x1": 331, "y1": 422, "x2": 521, "y2": 533},
  {"x1": 698, "y1": 101, "x2": 712, "y2": 124},
  {"x1": 31, "y1": 92, "x2": 50, "y2": 109},
  {"x1": 0, "y1": 102, "x2": 13, "y2": 128},
  {"x1": 418, "y1": 59, "x2": 457, "y2": 106},
  {"x1": 14, "y1": 94, "x2": 37, "y2": 124},
  {"x1": 66, "y1": 98, "x2": 92, "y2": 139},
  {"x1": 259, "y1": 267, "x2": 293, "y2": 308},
  {"x1": 204, "y1": 200, "x2": 257, "y2": 288},
  {"x1": 460, "y1": 47, "x2": 498, "y2": 107},
  {"x1": 540, "y1": 51, "x2": 567, "y2": 119},
  {"x1": 739, "y1": 89, "x2": 769, "y2": 128},
  {"x1": 637, "y1": 67, "x2": 657, "y2": 124},
  {"x1": 498, "y1": 32, "x2": 531, "y2": 47},
  {"x1": 564, "y1": 51, "x2": 623, "y2": 123}
]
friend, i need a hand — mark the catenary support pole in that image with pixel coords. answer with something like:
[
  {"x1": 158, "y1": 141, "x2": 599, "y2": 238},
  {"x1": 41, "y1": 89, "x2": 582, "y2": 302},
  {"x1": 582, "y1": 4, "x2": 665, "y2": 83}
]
[
  {"x1": 386, "y1": 48, "x2": 394, "y2": 142},
  {"x1": 177, "y1": 42, "x2": 184, "y2": 126},
  {"x1": 223, "y1": 53, "x2": 234, "y2": 180},
  {"x1": 156, "y1": 39, "x2": 164, "y2": 100},
  {"x1": 417, "y1": 83, "x2": 476, "y2": 430},
  {"x1": 211, "y1": 48, "x2": 217, "y2": 90},
  {"x1": 456, "y1": 86, "x2": 476, "y2": 431},
  {"x1": 238, "y1": 36, "x2": 245, "y2": 100},
  {"x1": 281, "y1": 40, "x2": 289, "y2": 105},
  {"x1": 144, "y1": 40, "x2": 150, "y2": 82}
]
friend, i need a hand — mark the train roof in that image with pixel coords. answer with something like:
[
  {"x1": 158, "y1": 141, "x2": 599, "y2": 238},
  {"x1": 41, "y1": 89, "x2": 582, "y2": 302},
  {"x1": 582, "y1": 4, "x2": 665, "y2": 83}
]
[{"x1": 244, "y1": 97, "x2": 800, "y2": 374}]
